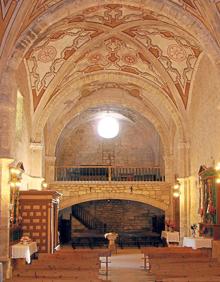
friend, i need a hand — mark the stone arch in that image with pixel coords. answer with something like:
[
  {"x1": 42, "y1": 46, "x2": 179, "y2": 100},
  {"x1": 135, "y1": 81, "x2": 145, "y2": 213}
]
[
  {"x1": 60, "y1": 192, "x2": 169, "y2": 212},
  {"x1": 38, "y1": 72, "x2": 188, "y2": 179},
  {"x1": 46, "y1": 89, "x2": 171, "y2": 158},
  {"x1": 33, "y1": 72, "x2": 187, "y2": 144}
]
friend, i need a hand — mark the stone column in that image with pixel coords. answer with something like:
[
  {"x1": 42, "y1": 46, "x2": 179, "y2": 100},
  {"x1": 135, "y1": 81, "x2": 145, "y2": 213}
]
[
  {"x1": 177, "y1": 141, "x2": 191, "y2": 178},
  {"x1": 163, "y1": 154, "x2": 175, "y2": 221},
  {"x1": 179, "y1": 175, "x2": 200, "y2": 240},
  {"x1": 0, "y1": 66, "x2": 17, "y2": 278},
  {"x1": 0, "y1": 159, "x2": 13, "y2": 278},
  {"x1": 164, "y1": 154, "x2": 175, "y2": 184},
  {"x1": 177, "y1": 142, "x2": 191, "y2": 240},
  {"x1": 29, "y1": 142, "x2": 44, "y2": 190},
  {"x1": 0, "y1": 68, "x2": 17, "y2": 159},
  {"x1": 45, "y1": 156, "x2": 56, "y2": 184},
  {"x1": 179, "y1": 177, "x2": 186, "y2": 239}
]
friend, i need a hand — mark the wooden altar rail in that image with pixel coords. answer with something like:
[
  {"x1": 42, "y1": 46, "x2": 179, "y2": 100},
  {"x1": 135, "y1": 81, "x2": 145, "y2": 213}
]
[{"x1": 55, "y1": 165, "x2": 164, "y2": 182}]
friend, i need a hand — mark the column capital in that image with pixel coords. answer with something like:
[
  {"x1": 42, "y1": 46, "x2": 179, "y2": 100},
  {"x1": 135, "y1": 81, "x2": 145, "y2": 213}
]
[
  {"x1": 45, "y1": 155, "x2": 56, "y2": 162},
  {"x1": 0, "y1": 158, "x2": 14, "y2": 166},
  {"x1": 29, "y1": 142, "x2": 43, "y2": 150}
]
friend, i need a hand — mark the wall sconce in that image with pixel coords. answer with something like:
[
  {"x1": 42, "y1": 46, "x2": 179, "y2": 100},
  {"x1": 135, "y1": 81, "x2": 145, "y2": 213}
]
[
  {"x1": 215, "y1": 162, "x2": 220, "y2": 171},
  {"x1": 173, "y1": 179, "x2": 181, "y2": 198},
  {"x1": 9, "y1": 163, "x2": 24, "y2": 226},
  {"x1": 9, "y1": 167, "x2": 23, "y2": 188},
  {"x1": 41, "y1": 180, "x2": 48, "y2": 189},
  {"x1": 215, "y1": 162, "x2": 220, "y2": 183}
]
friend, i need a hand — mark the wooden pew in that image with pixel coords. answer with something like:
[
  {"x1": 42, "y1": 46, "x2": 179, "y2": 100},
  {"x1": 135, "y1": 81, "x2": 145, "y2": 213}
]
[
  {"x1": 159, "y1": 276, "x2": 220, "y2": 282},
  {"x1": 12, "y1": 249, "x2": 109, "y2": 281},
  {"x1": 142, "y1": 246, "x2": 219, "y2": 281},
  {"x1": 37, "y1": 249, "x2": 111, "y2": 275},
  {"x1": 151, "y1": 258, "x2": 220, "y2": 281},
  {"x1": 141, "y1": 247, "x2": 206, "y2": 270},
  {"x1": 9, "y1": 278, "x2": 109, "y2": 282}
]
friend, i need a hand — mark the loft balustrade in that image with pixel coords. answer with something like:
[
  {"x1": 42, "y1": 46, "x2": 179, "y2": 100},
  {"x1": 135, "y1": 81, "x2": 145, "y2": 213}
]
[{"x1": 55, "y1": 166, "x2": 165, "y2": 182}]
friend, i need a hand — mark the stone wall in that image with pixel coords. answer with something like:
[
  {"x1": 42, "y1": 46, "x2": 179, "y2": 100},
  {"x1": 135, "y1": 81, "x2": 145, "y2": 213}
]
[
  {"x1": 188, "y1": 54, "x2": 220, "y2": 175},
  {"x1": 55, "y1": 119, "x2": 163, "y2": 167},
  {"x1": 73, "y1": 199, "x2": 164, "y2": 233},
  {"x1": 179, "y1": 54, "x2": 220, "y2": 236},
  {"x1": 49, "y1": 181, "x2": 171, "y2": 213},
  {"x1": 15, "y1": 62, "x2": 32, "y2": 174}
]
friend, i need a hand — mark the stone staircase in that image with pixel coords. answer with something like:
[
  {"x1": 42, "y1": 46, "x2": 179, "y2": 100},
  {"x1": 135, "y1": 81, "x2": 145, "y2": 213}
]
[{"x1": 72, "y1": 205, "x2": 107, "y2": 233}]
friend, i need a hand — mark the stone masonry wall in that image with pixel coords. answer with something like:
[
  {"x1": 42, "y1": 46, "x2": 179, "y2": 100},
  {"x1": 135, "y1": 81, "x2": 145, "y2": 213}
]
[
  {"x1": 56, "y1": 119, "x2": 162, "y2": 167},
  {"x1": 75, "y1": 199, "x2": 164, "y2": 233},
  {"x1": 49, "y1": 181, "x2": 171, "y2": 213}
]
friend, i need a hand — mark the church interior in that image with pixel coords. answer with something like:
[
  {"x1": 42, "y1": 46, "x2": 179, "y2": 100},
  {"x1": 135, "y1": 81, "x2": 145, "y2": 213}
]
[{"x1": 2, "y1": 0, "x2": 220, "y2": 281}]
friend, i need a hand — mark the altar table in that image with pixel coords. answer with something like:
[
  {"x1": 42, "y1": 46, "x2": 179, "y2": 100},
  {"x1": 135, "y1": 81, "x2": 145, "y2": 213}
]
[
  {"x1": 161, "y1": 231, "x2": 180, "y2": 244},
  {"x1": 182, "y1": 237, "x2": 212, "y2": 249},
  {"x1": 11, "y1": 242, "x2": 38, "y2": 264}
]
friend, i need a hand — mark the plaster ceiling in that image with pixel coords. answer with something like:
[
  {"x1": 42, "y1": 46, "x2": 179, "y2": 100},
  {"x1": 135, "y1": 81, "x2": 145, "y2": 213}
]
[
  {"x1": 23, "y1": 4, "x2": 202, "y2": 112},
  {"x1": 2, "y1": 0, "x2": 220, "y2": 147}
]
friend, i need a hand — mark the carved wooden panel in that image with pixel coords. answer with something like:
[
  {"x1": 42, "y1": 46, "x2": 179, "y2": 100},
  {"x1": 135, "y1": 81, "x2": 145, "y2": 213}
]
[
  {"x1": 19, "y1": 191, "x2": 61, "y2": 253},
  {"x1": 19, "y1": 200, "x2": 49, "y2": 252}
]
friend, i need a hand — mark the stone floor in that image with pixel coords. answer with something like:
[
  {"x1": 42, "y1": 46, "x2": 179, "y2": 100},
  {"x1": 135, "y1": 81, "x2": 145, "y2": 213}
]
[{"x1": 100, "y1": 249, "x2": 155, "y2": 282}]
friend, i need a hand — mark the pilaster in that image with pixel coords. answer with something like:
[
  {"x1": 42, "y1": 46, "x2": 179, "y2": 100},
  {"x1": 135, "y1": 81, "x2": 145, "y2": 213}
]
[
  {"x1": 163, "y1": 154, "x2": 175, "y2": 220},
  {"x1": 0, "y1": 68, "x2": 17, "y2": 159},
  {"x1": 29, "y1": 142, "x2": 44, "y2": 190},
  {"x1": 45, "y1": 156, "x2": 56, "y2": 183},
  {"x1": 0, "y1": 158, "x2": 13, "y2": 279}
]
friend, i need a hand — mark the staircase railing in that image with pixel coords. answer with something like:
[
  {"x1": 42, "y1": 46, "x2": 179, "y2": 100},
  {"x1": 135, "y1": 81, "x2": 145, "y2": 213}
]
[{"x1": 72, "y1": 205, "x2": 107, "y2": 233}]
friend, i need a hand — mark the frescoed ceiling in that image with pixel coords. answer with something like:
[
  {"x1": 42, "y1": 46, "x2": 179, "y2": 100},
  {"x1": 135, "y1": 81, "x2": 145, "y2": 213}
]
[
  {"x1": 23, "y1": 4, "x2": 202, "y2": 112},
  {"x1": 1, "y1": 1, "x2": 220, "y2": 117}
]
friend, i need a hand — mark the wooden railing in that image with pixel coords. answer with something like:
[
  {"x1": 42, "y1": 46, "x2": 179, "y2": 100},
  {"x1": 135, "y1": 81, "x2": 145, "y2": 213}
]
[{"x1": 55, "y1": 166, "x2": 165, "y2": 182}]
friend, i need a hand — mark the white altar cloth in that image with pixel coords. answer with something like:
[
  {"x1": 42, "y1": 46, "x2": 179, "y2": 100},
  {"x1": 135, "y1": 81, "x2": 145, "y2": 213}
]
[
  {"x1": 182, "y1": 237, "x2": 212, "y2": 249},
  {"x1": 12, "y1": 242, "x2": 38, "y2": 263},
  {"x1": 161, "y1": 231, "x2": 180, "y2": 243}
]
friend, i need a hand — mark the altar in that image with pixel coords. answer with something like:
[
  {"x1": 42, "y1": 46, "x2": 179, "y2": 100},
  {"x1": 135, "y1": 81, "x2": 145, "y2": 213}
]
[
  {"x1": 11, "y1": 242, "x2": 38, "y2": 264},
  {"x1": 182, "y1": 237, "x2": 212, "y2": 249}
]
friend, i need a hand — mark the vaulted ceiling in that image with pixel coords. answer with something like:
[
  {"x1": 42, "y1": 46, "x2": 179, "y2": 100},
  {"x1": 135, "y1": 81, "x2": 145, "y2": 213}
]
[{"x1": 1, "y1": 0, "x2": 220, "y2": 155}]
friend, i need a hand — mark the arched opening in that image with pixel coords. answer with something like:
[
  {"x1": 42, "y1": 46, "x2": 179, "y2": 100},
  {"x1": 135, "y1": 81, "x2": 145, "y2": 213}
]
[
  {"x1": 59, "y1": 199, "x2": 165, "y2": 248},
  {"x1": 54, "y1": 105, "x2": 165, "y2": 182}
]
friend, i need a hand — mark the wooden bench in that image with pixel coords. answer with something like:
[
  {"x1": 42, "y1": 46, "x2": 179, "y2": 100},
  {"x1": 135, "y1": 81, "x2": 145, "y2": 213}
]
[
  {"x1": 11, "y1": 249, "x2": 108, "y2": 281},
  {"x1": 141, "y1": 247, "x2": 206, "y2": 270},
  {"x1": 159, "y1": 277, "x2": 220, "y2": 282},
  {"x1": 142, "y1": 247, "x2": 220, "y2": 281},
  {"x1": 153, "y1": 261, "x2": 220, "y2": 281},
  {"x1": 13, "y1": 269, "x2": 104, "y2": 281},
  {"x1": 9, "y1": 278, "x2": 109, "y2": 282},
  {"x1": 37, "y1": 249, "x2": 111, "y2": 275}
]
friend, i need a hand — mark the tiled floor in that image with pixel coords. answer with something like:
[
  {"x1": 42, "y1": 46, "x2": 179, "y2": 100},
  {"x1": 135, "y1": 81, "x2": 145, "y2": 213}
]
[{"x1": 100, "y1": 249, "x2": 155, "y2": 282}]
